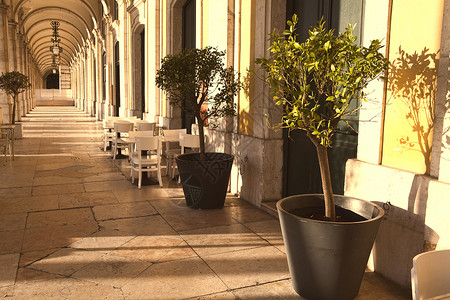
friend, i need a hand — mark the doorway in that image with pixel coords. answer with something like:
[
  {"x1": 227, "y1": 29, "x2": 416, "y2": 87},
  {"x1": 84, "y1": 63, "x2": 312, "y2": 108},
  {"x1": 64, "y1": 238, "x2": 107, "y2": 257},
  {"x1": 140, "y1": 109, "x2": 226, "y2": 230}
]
[
  {"x1": 283, "y1": 0, "x2": 360, "y2": 196},
  {"x1": 114, "y1": 42, "x2": 120, "y2": 117},
  {"x1": 46, "y1": 73, "x2": 59, "y2": 89},
  {"x1": 182, "y1": 0, "x2": 196, "y2": 133},
  {"x1": 140, "y1": 29, "x2": 145, "y2": 118},
  {"x1": 133, "y1": 27, "x2": 145, "y2": 119}
]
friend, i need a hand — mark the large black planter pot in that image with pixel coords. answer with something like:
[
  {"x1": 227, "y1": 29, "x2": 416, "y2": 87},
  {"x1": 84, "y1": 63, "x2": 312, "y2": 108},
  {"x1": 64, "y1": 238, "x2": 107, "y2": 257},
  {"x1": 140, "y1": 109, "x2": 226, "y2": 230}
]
[
  {"x1": 176, "y1": 152, "x2": 233, "y2": 209},
  {"x1": 277, "y1": 194, "x2": 384, "y2": 300}
]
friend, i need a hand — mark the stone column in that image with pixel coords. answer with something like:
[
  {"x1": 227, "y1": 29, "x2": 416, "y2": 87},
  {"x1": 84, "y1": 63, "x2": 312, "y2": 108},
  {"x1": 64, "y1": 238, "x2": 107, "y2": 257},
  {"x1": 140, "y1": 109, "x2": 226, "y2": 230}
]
[
  {"x1": 431, "y1": 0, "x2": 450, "y2": 183},
  {"x1": 94, "y1": 30, "x2": 103, "y2": 120},
  {"x1": 17, "y1": 31, "x2": 27, "y2": 116},
  {"x1": 104, "y1": 14, "x2": 113, "y2": 117},
  {"x1": 26, "y1": 46, "x2": 32, "y2": 112},
  {"x1": 79, "y1": 58, "x2": 84, "y2": 110},
  {"x1": 228, "y1": 0, "x2": 285, "y2": 206},
  {"x1": 118, "y1": 0, "x2": 129, "y2": 117},
  {"x1": 82, "y1": 53, "x2": 88, "y2": 112},
  {"x1": 73, "y1": 63, "x2": 79, "y2": 109},
  {"x1": 75, "y1": 56, "x2": 81, "y2": 109},
  {"x1": 74, "y1": 61, "x2": 78, "y2": 109},
  {"x1": 8, "y1": 20, "x2": 20, "y2": 122},
  {"x1": 88, "y1": 41, "x2": 95, "y2": 117},
  {"x1": 0, "y1": 3, "x2": 10, "y2": 123}
]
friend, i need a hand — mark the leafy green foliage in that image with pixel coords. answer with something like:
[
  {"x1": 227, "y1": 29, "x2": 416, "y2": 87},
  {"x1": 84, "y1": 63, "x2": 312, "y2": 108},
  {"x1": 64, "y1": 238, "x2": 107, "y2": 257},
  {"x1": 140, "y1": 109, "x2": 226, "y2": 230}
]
[
  {"x1": 256, "y1": 14, "x2": 388, "y2": 220},
  {"x1": 256, "y1": 14, "x2": 388, "y2": 148},
  {"x1": 0, "y1": 71, "x2": 31, "y2": 97},
  {"x1": 0, "y1": 71, "x2": 31, "y2": 124},
  {"x1": 155, "y1": 47, "x2": 241, "y2": 154}
]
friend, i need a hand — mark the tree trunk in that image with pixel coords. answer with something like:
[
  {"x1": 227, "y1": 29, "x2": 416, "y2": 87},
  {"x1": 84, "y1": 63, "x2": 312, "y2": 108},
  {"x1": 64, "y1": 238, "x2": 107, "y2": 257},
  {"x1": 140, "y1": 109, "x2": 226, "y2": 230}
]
[
  {"x1": 196, "y1": 113, "x2": 206, "y2": 155},
  {"x1": 306, "y1": 131, "x2": 335, "y2": 221},
  {"x1": 11, "y1": 94, "x2": 17, "y2": 125},
  {"x1": 315, "y1": 144, "x2": 335, "y2": 220}
]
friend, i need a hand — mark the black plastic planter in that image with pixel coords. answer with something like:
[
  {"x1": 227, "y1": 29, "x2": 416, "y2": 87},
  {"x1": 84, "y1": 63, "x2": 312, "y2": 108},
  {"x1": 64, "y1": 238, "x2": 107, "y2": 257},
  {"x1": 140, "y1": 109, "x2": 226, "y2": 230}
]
[
  {"x1": 277, "y1": 194, "x2": 384, "y2": 300},
  {"x1": 176, "y1": 152, "x2": 233, "y2": 209}
]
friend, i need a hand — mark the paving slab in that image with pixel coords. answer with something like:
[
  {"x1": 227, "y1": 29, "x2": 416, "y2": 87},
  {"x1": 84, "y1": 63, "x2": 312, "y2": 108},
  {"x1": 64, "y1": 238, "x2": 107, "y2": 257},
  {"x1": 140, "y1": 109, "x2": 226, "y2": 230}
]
[{"x1": 0, "y1": 106, "x2": 411, "y2": 299}]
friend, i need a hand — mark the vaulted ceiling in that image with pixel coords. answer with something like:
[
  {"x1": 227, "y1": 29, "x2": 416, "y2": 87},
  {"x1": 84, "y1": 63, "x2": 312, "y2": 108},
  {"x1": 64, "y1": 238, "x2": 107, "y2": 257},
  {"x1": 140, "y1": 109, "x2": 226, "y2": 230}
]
[{"x1": 9, "y1": 0, "x2": 102, "y2": 75}]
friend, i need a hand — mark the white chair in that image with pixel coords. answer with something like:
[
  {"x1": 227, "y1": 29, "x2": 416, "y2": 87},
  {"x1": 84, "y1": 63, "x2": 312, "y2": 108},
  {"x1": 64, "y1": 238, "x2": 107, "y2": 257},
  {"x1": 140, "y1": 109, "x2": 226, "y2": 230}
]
[
  {"x1": 411, "y1": 249, "x2": 450, "y2": 300},
  {"x1": 112, "y1": 121, "x2": 134, "y2": 160},
  {"x1": 128, "y1": 130, "x2": 154, "y2": 139},
  {"x1": 123, "y1": 116, "x2": 139, "y2": 123},
  {"x1": 179, "y1": 133, "x2": 200, "y2": 154},
  {"x1": 136, "y1": 122, "x2": 156, "y2": 133},
  {"x1": 102, "y1": 118, "x2": 115, "y2": 151},
  {"x1": 129, "y1": 136, "x2": 162, "y2": 188},
  {"x1": 0, "y1": 131, "x2": 9, "y2": 164},
  {"x1": 191, "y1": 123, "x2": 199, "y2": 135},
  {"x1": 162, "y1": 128, "x2": 186, "y2": 178},
  {"x1": 126, "y1": 131, "x2": 154, "y2": 157}
]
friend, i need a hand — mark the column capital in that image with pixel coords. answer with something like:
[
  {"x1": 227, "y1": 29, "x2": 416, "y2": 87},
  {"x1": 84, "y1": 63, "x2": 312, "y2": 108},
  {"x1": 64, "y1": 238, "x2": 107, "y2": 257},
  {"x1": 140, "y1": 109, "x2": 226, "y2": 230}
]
[
  {"x1": 8, "y1": 19, "x2": 17, "y2": 28},
  {"x1": 0, "y1": 3, "x2": 9, "y2": 13}
]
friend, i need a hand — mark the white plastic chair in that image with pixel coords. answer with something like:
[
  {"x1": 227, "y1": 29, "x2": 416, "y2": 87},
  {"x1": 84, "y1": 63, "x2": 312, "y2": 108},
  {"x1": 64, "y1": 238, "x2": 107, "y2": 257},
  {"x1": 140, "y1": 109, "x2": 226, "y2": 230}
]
[
  {"x1": 112, "y1": 121, "x2": 134, "y2": 160},
  {"x1": 179, "y1": 133, "x2": 200, "y2": 154},
  {"x1": 411, "y1": 249, "x2": 450, "y2": 300},
  {"x1": 128, "y1": 130, "x2": 154, "y2": 139},
  {"x1": 102, "y1": 118, "x2": 115, "y2": 151},
  {"x1": 0, "y1": 131, "x2": 9, "y2": 164},
  {"x1": 123, "y1": 116, "x2": 139, "y2": 123},
  {"x1": 191, "y1": 123, "x2": 199, "y2": 135},
  {"x1": 136, "y1": 122, "x2": 156, "y2": 133},
  {"x1": 162, "y1": 128, "x2": 186, "y2": 178},
  {"x1": 126, "y1": 131, "x2": 154, "y2": 158},
  {"x1": 129, "y1": 136, "x2": 162, "y2": 188}
]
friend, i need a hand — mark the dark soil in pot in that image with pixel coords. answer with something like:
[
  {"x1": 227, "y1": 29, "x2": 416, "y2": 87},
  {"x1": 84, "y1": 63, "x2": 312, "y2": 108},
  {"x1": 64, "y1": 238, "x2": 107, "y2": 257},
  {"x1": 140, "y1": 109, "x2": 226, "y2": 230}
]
[{"x1": 290, "y1": 205, "x2": 367, "y2": 222}]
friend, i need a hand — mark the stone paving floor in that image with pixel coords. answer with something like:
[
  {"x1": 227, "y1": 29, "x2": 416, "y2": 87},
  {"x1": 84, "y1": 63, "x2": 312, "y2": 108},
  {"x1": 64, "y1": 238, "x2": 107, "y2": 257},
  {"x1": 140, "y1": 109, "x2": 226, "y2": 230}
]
[{"x1": 0, "y1": 106, "x2": 411, "y2": 299}]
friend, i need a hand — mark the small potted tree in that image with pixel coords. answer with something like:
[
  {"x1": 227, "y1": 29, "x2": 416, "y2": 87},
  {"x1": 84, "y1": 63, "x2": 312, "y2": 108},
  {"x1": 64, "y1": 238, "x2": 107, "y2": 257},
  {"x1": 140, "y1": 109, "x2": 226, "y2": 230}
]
[
  {"x1": 256, "y1": 15, "x2": 389, "y2": 299},
  {"x1": 156, "y1": 47, "x2": 241, "y2": 209},
  {"x1": 0, "y1": 71, "x2": 31, "y2": 138}
]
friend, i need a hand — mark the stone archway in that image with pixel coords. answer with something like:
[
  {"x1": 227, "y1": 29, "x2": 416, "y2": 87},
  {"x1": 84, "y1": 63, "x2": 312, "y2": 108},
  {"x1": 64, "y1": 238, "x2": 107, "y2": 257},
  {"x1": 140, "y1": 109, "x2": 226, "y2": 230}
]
[{"x1": 162, "y1": 0, "x2": 192, "y2": 129}]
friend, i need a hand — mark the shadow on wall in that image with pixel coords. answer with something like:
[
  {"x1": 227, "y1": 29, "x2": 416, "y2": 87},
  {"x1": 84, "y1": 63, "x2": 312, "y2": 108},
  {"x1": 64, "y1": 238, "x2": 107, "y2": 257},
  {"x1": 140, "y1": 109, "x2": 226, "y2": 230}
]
[
  {"x1": 370, "y1": 174, "x2": 439, "y2": 288},
  {"x1": 388, "y1": 47, "x2": 439, "y2": 174}
]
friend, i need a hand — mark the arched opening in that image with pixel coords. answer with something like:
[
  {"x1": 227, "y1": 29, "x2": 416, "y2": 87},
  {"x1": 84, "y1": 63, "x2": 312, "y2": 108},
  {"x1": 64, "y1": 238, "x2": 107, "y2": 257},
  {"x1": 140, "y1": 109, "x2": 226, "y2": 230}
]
[
  {"x1": 102, "y1": 51, "x2": 106, "y2": 102},
  {"x1": 283, "y1": 0, "x2": 361, "y2": 197},
  {"x1": 114, "y1": 42, "x2": 120, "y2": 116},
  {"x1": 132, "y1": 25, "x2": 145, "y2": 119},
  {"x1": 46, "y1": 73, "x2": 59, "y2": 89},
  {"x1": 182, "y1": 0, "x2": 196, "y2": 133}
]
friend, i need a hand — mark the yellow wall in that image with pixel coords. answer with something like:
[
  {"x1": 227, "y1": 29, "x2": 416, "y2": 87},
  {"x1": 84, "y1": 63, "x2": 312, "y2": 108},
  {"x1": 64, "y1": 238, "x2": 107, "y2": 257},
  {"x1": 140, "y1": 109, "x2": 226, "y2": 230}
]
[
  {"x1": 205, "y1": 0, "x2": 227, "y2": 51},
  {"x1": 238, "y1": 0, "x2": 255, "y2": 136},
  {"x1": 382, "y1": 0, "x2": 444, "y2": 174},
  {"x1": 161, "y1": 0, "x2": 167, "y2": 117}
]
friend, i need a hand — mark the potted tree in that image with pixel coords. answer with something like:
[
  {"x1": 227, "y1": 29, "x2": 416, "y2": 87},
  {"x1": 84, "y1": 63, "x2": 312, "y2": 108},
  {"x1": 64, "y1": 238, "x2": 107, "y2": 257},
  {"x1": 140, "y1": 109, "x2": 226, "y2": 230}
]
[
  {"x1": 0, "y1": 71, "x2": 31, "y2": 139},
  {"x1": 256, "y1": 15, "x2": 389, "y2": 299},
  {"x1": 156, "y1": 47, "x2": 241, "y2": 209}
]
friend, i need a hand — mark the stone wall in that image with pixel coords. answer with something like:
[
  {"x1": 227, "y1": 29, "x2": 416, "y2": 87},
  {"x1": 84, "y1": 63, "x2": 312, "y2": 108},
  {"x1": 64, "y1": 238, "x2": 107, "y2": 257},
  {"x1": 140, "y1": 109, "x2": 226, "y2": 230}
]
[
  {"x1": 345, "y1": 159, "x2": 450, "y2": 288},
  {"x1": 35, "y1": 89, "x2": 74, "y2": 106}
]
